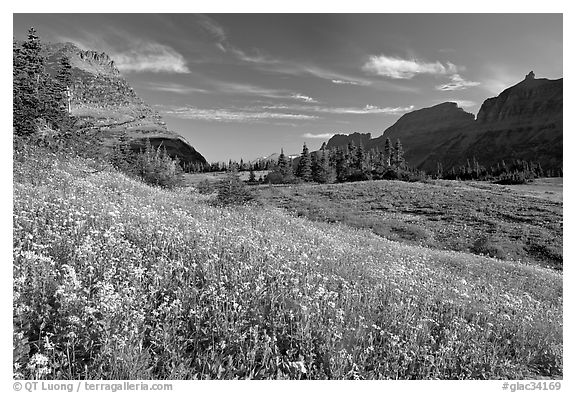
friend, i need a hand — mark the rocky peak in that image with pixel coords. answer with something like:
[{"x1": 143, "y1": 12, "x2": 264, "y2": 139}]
[
  {"x1": 383, "y1": 102, "x2": 475, "y2": 137},
  {"x1": 77, "y1": 49, "x2": 120, "y2": 77},
  {"x1": 326, "y1": 132, "x2": 372, "y2": 149},
  {"x1": 476, "y1": 75, "x2": 562, "y2": 124}
]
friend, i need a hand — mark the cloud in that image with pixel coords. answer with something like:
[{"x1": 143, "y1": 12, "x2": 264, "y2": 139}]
[
  {"x1": 195, "y1": 14, "x2": 227, "y2": 42},
  {"x1": 111, "y1": 42, "x2": 190, "y2": 73},
  {"x1": 190, "y1": 16, "x2": 374, "y2": 88},
  {"x1": 212, "y1": 81, "x2": 319, "y2": 103},
  {"x1": 449, "y1": 99, "x2": 477, "y2": 108},
  {"x1": 331, "y1": 79, "x2": 363, "y2": 85},
  {"x1": 264, "y1": 104, "x2": 415, "y2": 115},
  {"x1": 58, "y1": 33, "x2": 190, "y2": 74},
  {"x1": 302, "y1": 133, "x2": 336, "y2": 139},
  {"x1": 291, "y1": 94, "x2": 318, "y2": 103},
  {"x1": 328, "y1": 105, "x2": 415, "y2": 115},
  {"x1": 363, "y1": 55, "x2": 459, "y2": 79},
  {"x1": 140, "y1": 82, "x2": 208, "y2": 94},
  {"x1": 436, "y1": 74, "x2": 480, "y2": 91},
  {"x1": 160, "y1": 106, "x2": 319, "y2": 123}
]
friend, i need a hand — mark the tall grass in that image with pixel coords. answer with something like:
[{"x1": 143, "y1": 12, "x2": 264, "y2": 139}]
[{"x1": 13, "y1": 145, "x2": 562, "y2": 379}]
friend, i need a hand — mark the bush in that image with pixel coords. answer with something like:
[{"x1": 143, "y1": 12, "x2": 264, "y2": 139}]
[
  {"x1": 215, "y1": 172, "x2": 256, "y2": 206},
  {"x1": 471, "y1": 237, "x2": 506, "y2": 259},
  {"x1": 197, "y1": 179, "x2": 214, "y2": 195},
  {"x1": 133, "y1": 140, "x2": 183, "y2": 189},
  {"x1": 265, "y1": 170, "x2": 298, "y2": 184}
]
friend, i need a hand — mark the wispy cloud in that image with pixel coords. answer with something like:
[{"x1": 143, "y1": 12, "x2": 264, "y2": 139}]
[
  {"x1": 141, "y1": 82, "x2": 208, "y2": 94},
  {"x1": 302, "y1": 133, "x2": 336, "y2": 139},
  {"x1": 160, "y1": 106, "x2": 319, "y2": 123},
  {"x1": 436, "y1": 74, "x2": 480, "y2": 91},
  {"x1": 195, "y1": 14, "x2": 227, "y2": 43},
  {"x1": 363, "y1": 55, "x2": 459, "y2": 79},
  {"x1": 112, "y1": 42, "x2": 190, "y2": 73},
  {"x1": 331, "y1": 79, "x2": 363, "y2": 85},
  {"x1": 190, "y1": 16, "x2": 372, "y2": 87},
  {"x1": 291, "y1": 94, "x2": 318, "y2": 103},
  {"x1": 58, "y1": 33, "x2": 190, "y2": 74},
  {"x1": 448, "y1": 99, "x2": 477, "y2": 108},
  {"x1": 265, "y1": 104, "x2": 414, "y2": 115},
  {"x1": 213, "y1": 81, "x2": 319, "y2": 103}
]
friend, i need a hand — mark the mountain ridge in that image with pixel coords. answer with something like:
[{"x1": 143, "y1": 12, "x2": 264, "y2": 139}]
[{"x1": 322, "y1": 72, "x2": 562, "y2": 173}]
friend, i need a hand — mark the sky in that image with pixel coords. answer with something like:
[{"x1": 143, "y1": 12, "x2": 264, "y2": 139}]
[{"x1": 13, "y1": 14, "x2": 563, "y2": 162}]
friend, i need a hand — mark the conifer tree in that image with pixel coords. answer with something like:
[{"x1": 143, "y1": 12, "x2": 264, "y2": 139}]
[
  {"x1": 296, "y1": 143, "x2": 312, "y2": 181},
  {"x1": 248, "y1": 165, "x2": 256, "y2": 183},
  {"x1": 277, "y1": 148, "x2": 291, "y2": 177},
  {"x1": 384, "y1": 137, "x2": 392, "y2": 166},
  {"x1": 392, "y1": 139, "x2": 405, "y2": 168}
]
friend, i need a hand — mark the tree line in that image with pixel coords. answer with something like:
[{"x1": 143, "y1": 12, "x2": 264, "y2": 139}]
[
  {"x1": 13, "y1": 27, "x2": 73, "y2": 136},
  {"x1": 265, "y1": 138, "x2": 426, "y2": 184}
]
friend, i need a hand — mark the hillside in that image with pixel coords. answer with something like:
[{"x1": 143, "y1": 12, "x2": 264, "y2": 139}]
[
  {"x1": 38, "y1": 41, "x2": 207, "y2": 167},
  {"x1": 325, "y1": 73, "x2": 562, "y2": 173},
  {"x1": 13, "y1": 145, "x2": 562, "y2": 379}
]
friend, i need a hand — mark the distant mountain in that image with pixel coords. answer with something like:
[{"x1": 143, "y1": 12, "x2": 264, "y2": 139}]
[
  {"x1": 251, "y1": 152, "x2": 299, "y2": 164},
  {"x1": 323, "y1": 72, "x2": 562, "y2": 173},
  {"x1": 326, "y1": 132, "x2": 372, "y2": 150},
  {"x1": 39, "y1": 42, "x2": 207, "y2": 167}
]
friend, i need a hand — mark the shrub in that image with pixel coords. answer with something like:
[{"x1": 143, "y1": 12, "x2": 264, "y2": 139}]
[
  {"x1": 197, "y1": 179, "x2": 214, "y2": 195},
  {"x1": 215, "y1": 172, "x2": 256, "y2": 206},
  {"x1": 471, "y1": 237, "x2": 506, "y2": 259},
  {"x1": 133, "y1": 140, "x2": 183, "y2": 189}
]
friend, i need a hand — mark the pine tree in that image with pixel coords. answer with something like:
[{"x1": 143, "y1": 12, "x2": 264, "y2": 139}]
[
  {"x1": 335, "y1": 147, "x2": 349, "y2": 182},
  {"x1": 277, "y1": 148, "x2": 291, "y2": 177},
  {"x1": 55, "y1": 56, "x2": 73, "y2": 116},
  {"x1": 392, "y1": 139, "x2": 405, "y2": 168},
  {"x1": 296, "y1": 143, "x2": 312, "y2": 181},
  {"x1": 13, "y1": 28, "x2": 45, "y2": 135},
  {"x1": 384, "y1": 138, "x2": 392, "y2": 166},
  {"x1": 248, "y1": 165, "x2": 256, "y2": 183}
]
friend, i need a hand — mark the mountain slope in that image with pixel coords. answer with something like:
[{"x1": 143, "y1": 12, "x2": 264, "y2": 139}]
[{"x1": 41, "y1": 42, "x2": 207, "y2": 167}]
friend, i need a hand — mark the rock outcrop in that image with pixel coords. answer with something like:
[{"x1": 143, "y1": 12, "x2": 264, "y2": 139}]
[
  {"x1": 326, "y1": 132, "x2": 372, "y2": 150},
  {"x1": 319, "y1": 73, "x2": 562, "y2": 173},
  {"x1": 41, "y1": 42, "x2": 207, "y2": 167}
]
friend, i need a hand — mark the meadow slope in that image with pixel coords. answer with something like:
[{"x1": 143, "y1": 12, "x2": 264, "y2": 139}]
[{"x1": 13, "y1": 146, "x2": 562, "y2": 380}]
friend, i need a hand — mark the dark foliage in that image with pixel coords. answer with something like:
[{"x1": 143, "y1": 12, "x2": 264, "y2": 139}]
[
  {"x1": 215, "y1": 172, "x2": 256, "y2": 206},
  {"x1": 13, "y1": 28, "x2": 72, "y2": 136}
]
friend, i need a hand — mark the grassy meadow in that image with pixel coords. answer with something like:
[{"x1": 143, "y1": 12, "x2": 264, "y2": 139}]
[
  {"x1": 13, "y1": 146, "x2": 562, "y2": 380},
  {"x1": 255, "y1": 179, "x2": 563, "y2": 270}
]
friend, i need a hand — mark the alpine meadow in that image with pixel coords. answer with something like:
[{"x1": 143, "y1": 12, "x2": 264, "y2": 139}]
[{"x1": 12, "y1": 13, "x2": 563, "y2": 383}]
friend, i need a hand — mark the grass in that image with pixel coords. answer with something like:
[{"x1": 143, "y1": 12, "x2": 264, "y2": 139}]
[
  {"x1": 13, "y1": 145, "x2": 562, "y2": 379},
  {"x1": 254, "y1": 179, "x2": 563, "y2": 270}
]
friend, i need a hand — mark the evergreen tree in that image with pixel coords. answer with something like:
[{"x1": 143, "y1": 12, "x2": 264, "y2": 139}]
[
  {"x1": 392, "y1": 139, "x2": 405, "y2": 168},
  {"x1": 335, "y1": 147, "x2": 349, "y2": 182},
  {"x1": 277, "y1": 148, "x2": 292, "y2": 177},
  {"x1": 13, "y1": 28, "x2": 45, "y2": 135},
  {"x1": 314, "y1": 149, "x2": 333, "y2": 183},
  {"x1": 384, "y1": 137, "x2": 392, "y2": 166},
  {"x1": 248, "y1": 165, "x2": 257, "y2": 183},
  {"x1": 296, "y1": 143, "x2": 312, "y2": 181}
]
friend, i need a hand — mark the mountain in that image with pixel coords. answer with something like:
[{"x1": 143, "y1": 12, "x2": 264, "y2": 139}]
[
  {"x1": 326, "y1": 132, "x2": 372, "y2": 150},
  {"x1": 324, "y1": 72, "x2": 562, "y2": 173},
  {"x1": 40, "y1": 42, "x2": 207, "y2": 167}
]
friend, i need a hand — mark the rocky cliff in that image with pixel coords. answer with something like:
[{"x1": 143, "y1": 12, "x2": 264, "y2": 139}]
[
  {"x1": 41, "y1": 42, "x2": 207, "y2": 167},
  {"x1": 321, "y1": 73, "x2": 562, "y2": 173},
  {"x1": 326, "y1": 132, "x2": 372, "y2": 150}
]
